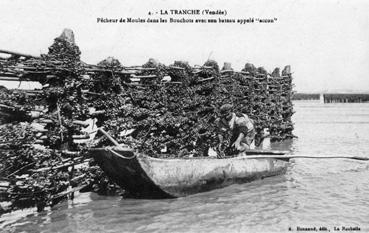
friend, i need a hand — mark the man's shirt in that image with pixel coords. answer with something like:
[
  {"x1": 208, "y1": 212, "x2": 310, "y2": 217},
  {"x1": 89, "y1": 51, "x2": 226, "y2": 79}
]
[{"x1": 217, "y1": 112, "x2": 254, "y2": 136}]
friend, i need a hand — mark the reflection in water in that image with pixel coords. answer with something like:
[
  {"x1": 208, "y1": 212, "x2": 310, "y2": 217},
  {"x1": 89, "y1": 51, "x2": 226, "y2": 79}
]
[{"x1": 2, "y1": 102, "x2": 369, "y2": 232}]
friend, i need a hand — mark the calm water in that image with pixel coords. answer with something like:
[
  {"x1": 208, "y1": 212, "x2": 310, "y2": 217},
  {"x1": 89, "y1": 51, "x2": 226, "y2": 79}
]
[{"x1": 2, "y1": 101, "x2": 369, "y2": 233}]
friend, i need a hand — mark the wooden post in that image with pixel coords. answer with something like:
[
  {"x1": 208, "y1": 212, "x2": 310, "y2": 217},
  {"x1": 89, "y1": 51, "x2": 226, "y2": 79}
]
[
  {"x1": 98, "y1": 128, "x2": 122, "y2": 149},
  {"x1": 57, "y1": 102, "x2": 63, "y2": 142}
]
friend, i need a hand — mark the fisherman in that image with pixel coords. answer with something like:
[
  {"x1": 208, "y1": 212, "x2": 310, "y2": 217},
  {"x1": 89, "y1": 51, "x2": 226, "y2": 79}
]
[{"x1": 217, "y1": 104, "x2": 256, "y2": 154}]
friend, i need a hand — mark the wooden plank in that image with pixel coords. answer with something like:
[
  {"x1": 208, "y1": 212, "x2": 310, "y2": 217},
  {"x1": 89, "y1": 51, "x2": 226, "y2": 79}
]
[
  {"x1": 197, "y1": 77, "x2": 215, "y2": 83},
  {"x1": 244, "y1": 154, "x2": 369, "y2": 161},
  {"x1": 0, "y1": 77, "x2": 20, "y2": 81},
  {"x1": 168, "y1": 66, "x2": 185, "y2": 70},
  {"x1": 0, "y1": 49, "x2": 38, "y2": 58},
  {"x1": 220, "y1": 69, "x2": 234, "y2": 73},
  {"x1": 124, "y1": 67, "x2": 156, "y2": 71},
  {"x1": 130, "y1": 74, "x2": 157, "y2": 79}
]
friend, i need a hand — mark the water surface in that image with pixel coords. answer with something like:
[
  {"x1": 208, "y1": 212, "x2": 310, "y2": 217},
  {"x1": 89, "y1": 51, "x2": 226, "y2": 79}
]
[{"x1": 2, "y1": 101, "x2": 369, "y2": 232}]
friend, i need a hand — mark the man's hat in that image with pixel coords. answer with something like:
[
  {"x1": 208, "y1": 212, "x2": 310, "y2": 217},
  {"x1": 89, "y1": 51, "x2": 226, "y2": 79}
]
[{"x1": 219, "y1": 104, "x2": 233, "y2": 115}]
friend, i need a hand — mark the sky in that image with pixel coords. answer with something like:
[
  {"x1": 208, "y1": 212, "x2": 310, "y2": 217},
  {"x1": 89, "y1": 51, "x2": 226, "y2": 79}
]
[{"x1": 0, "y1": 0, "x2": 368, "y2": 92}]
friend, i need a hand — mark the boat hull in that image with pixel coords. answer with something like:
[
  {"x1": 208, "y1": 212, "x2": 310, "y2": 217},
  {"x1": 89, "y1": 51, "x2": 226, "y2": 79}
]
[{"x1": 89, "y1": 148, "x2": 289, "y2": 198}]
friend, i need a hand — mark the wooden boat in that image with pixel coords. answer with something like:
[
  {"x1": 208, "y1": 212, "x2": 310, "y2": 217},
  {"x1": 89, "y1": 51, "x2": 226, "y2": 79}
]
[{"x1": 89, "y1": 147, "x2": 290, "y2": 198}]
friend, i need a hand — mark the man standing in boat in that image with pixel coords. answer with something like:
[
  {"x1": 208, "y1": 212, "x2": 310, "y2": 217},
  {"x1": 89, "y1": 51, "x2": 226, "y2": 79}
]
[{"x1": 216, "y1": 104, "x2": 256, "y2": 156}]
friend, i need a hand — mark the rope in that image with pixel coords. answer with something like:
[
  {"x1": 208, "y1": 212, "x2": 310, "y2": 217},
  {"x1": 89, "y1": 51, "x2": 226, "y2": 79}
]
[{"x1": 107, "y1": 148, "x2": 136, "y2": 160}]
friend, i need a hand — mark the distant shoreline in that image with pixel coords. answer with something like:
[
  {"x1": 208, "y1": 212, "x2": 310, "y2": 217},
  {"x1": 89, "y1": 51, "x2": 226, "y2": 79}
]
[{"x1": 293, "y1": 93, "x2": 369, "y2": 103}]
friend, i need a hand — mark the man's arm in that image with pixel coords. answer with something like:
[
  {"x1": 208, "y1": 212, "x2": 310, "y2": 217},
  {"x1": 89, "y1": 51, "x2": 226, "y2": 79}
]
[
  {"x1": 233, "y1": 119, "x2": 249, "y2": 151},
  {"x1": 215, "y1": 118, "x2": 225, "y2": 147},
  {"x1": 216, "y1": 134, "x2": 225, "y2": 158},
  {"x1": 233, "y1": 132, "x2": 245, "y2": 151},
  {"x1": 217, "y1": 133, "x2": 224, "y2": 151}
]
